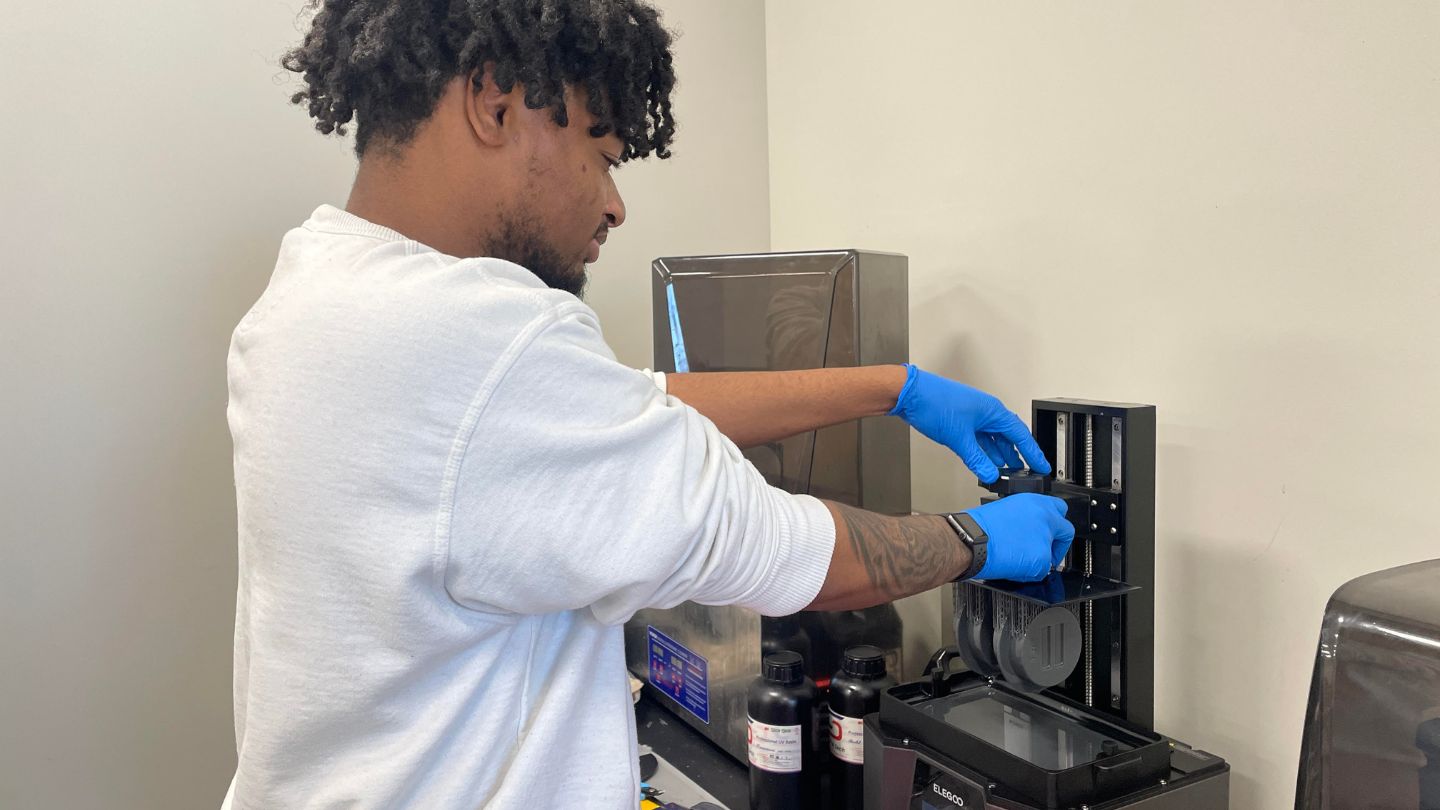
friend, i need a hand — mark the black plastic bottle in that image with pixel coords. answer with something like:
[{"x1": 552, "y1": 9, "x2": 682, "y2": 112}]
[
  {"x1": 748, "y1": 651, "x2": 818, "y2": 810},
  {"x1": 828, "y1": 646, "x2": 896, "y2": 810},
  {"x1": 811, "y1": 606, "x2": 902, "y2": 679},
  {"x1": 761, "y1": 616, "x2": 813, "y2": 671}
]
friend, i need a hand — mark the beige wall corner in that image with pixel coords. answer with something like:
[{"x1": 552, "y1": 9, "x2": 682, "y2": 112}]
[{"x1": 0, "y1": 3, "x2": 358, "y2": 807}]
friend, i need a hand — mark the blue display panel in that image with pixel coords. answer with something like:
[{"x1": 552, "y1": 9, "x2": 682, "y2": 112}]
[{"x1": 646, "y1": 625, "x2": 709, "y2": 724}]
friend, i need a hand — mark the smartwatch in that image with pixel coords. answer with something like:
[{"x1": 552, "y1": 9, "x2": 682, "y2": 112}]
[{"x1": 944, "y1": 512, "x2": 988, "y2": 581}]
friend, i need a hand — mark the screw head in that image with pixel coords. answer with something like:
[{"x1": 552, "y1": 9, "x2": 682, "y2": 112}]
[
  {"x1": 1110, "y1": 502, "x2": 1118, "y2": 511},
  {"x1": 1113, "y1": 421, "x2": 1121, "y2": 431},
  {"x1": 1159, "y1": 779, "x2": 1169, "y2": 786},
  {"x1": 1090, "y1": 523, "x2": 1099, "y2": 530},
  {"x1": 902, "y1": 737, "x2": 910, "y2": 746},
  {"x1": 1110, "y1": 527, "x2": 1118, "y2": 535},
  {"x1": 1090, "y1": 499, "x2": 1098, "y2": 507}
]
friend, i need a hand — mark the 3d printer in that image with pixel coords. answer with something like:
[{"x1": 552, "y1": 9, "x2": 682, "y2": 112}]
[
  {"x1": 864, "y1": 401, "x2": 1231, "y2": 809},
  {"x1": 625, "y1": 250, "x2": 914, "y2": 762}
]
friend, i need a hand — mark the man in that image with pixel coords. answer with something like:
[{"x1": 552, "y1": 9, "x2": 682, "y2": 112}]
[{"x1": 224, "y1": 1, "x2": 1074, "y2": 807}]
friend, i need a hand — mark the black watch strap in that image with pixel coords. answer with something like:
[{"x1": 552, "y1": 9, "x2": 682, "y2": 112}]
[{"x1": 945, "y1": 512, "x2": 988, "y2": 581}]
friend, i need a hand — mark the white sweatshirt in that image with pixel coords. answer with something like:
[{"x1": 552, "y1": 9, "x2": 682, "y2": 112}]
[{"x1": 221, "y1": 206, "x2": 836, "y2": 809}]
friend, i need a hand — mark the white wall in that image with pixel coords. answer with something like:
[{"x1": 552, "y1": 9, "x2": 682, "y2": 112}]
[
  {"x1": 765, "y1": 2, "x2": 1440, "y2": 807},
  {"x1": 0, "y1": 1, "x2": 770, "y2": 807},
  {"x1": 1, "y1": 3, "x2": 355, "y2": 807}
]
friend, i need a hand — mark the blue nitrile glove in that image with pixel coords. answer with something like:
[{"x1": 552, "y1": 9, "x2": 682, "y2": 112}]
[
  {"x1": 889, "y1": 365, "x2": 1052, "y2": 485},
  {"x1": 965, "y1": 494, "x2": 1075, "y2": 582}
]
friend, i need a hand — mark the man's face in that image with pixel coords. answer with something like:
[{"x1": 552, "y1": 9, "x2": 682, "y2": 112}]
[{"x1": 491, "y1": 88, "x2": 627, "y2": 298}]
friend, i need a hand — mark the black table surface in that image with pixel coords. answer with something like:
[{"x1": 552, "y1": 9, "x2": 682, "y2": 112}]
[{"x1": 635, "y1": 690, "x2": 748, "y2": 809}]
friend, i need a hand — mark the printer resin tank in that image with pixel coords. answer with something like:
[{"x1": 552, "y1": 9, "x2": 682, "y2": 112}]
[{"x1": 624, "y1": 250, "x2": 911, "y2": 762}]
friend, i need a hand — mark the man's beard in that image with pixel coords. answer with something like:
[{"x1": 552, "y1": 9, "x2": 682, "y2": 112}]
[{"x1": 489, "y1": 212, "x2": 588, "y2": 298}]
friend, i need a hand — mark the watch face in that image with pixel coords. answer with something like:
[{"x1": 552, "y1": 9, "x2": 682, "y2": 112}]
[
  {"x1": 955, "y1": 513, "x2": 987, "y2": 543},
  {"x1": 947, "y1": 515, "x2": 977, "y2": 545}
]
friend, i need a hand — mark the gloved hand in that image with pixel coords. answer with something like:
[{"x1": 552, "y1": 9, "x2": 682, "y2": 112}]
[
  {"x1": 889, "y1": 365, "x2": 1052, "y2": 484},
  {"x1": 965, "y1": 494, "x2": 1074, "y2": 582}
]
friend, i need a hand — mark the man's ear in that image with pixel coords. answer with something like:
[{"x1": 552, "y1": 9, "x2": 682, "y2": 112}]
[{"x1": 464, "y1": 66, "x2": 511, "y2": 147}]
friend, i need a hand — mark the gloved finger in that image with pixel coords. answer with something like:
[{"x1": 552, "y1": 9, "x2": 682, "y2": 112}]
[
  {"x1": 1010, "y1": 570, "x2": 1037, "y2": 584},
  {"x1": 982, "y1": 432, "x2": 1023, "y2": 470},
  {"x1": 979, "y1": 433, "x2": 1010, "y2": 471},
  {"x1": 956, "y1": 436, "x2": 999, "y2": 484},
  {"x1": 1048, "y1": 511, "x2": 1076, "y2": 568},
  {"x1": 1051, "y1": 533, "x2": 1075, "y2": 569},
  {"x1": 997, "y1": 414, "x2": 1052, "y2": 475},
  {"x1": 1047, "y1": 505, "x2": 1077, "y2": 538},
  {"x1": 1043, "y1": 494, "x2": 1069, "y2": 517},
  {"x1": 1021, "y1": 557, "x2": 1051, "y2": 582}
]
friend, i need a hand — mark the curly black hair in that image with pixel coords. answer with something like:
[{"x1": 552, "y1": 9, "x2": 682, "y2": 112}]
[{"x1": 282, "y1": 0, "x2": 677, "y2": 160}]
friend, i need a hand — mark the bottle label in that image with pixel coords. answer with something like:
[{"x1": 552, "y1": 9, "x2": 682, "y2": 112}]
[
  {"x1": 747, "y1": 717, "x2": 804, "y2": 773},
  {"x1": 829, "y1": 710, "x2": 866, "y2": 765}
]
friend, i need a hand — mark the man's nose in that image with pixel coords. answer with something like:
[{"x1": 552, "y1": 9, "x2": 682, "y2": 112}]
[{"x1": 604, "y1": 182, "x2": 626, "y2": 229}]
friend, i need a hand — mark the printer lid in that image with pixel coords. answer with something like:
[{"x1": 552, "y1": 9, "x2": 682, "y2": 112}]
[{"x1": 1296, "y1": 559, "x2": 1440, "y2": 808}]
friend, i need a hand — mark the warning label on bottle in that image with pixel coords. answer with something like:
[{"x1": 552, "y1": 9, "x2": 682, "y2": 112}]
[
  {"x1": 747, "y1": 717, "x2": 804, "y2": 773},
  {"x1": 829, "y1": 710, "x2": 865, "y2": 765}
]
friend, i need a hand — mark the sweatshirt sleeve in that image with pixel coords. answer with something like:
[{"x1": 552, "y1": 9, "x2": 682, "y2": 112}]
[{"x1": 442, "y1": 305, "x2": 835, "y2": 625}]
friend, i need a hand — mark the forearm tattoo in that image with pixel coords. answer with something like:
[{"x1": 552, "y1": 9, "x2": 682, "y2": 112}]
[{"x1": 833, "y1": 504, "x2": 965, "y2": 601}]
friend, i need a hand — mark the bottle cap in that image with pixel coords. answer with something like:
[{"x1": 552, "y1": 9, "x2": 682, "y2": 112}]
[
  {"x1": 762, "y1": 651, "x2": 805, "y2": 685},
  {"x1": 841, "y1": 645, "x2": 887, "y2": 678}
]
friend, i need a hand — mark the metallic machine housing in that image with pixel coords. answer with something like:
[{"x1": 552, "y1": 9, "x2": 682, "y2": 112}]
[{"x1": 624, "y1": 250, "x2": 911, "y2": 762}]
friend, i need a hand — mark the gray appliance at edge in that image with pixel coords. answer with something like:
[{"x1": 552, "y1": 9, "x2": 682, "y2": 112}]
[
  {"x1": 1295, "y1": 558, "x2": 1440, "y2": 809},
  {"x1": 624, "y1": 250, "x2": 911, "y2": 763}
]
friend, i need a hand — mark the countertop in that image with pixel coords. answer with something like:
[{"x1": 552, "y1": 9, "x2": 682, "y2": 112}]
[{"x1": 635, "y1": 690, "x2": 747, "y2": 809}]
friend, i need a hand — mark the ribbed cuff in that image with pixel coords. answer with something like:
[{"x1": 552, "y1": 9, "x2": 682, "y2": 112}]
[{"x1": 748, "y1": 494, "x2": 837, "y2": 616}]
